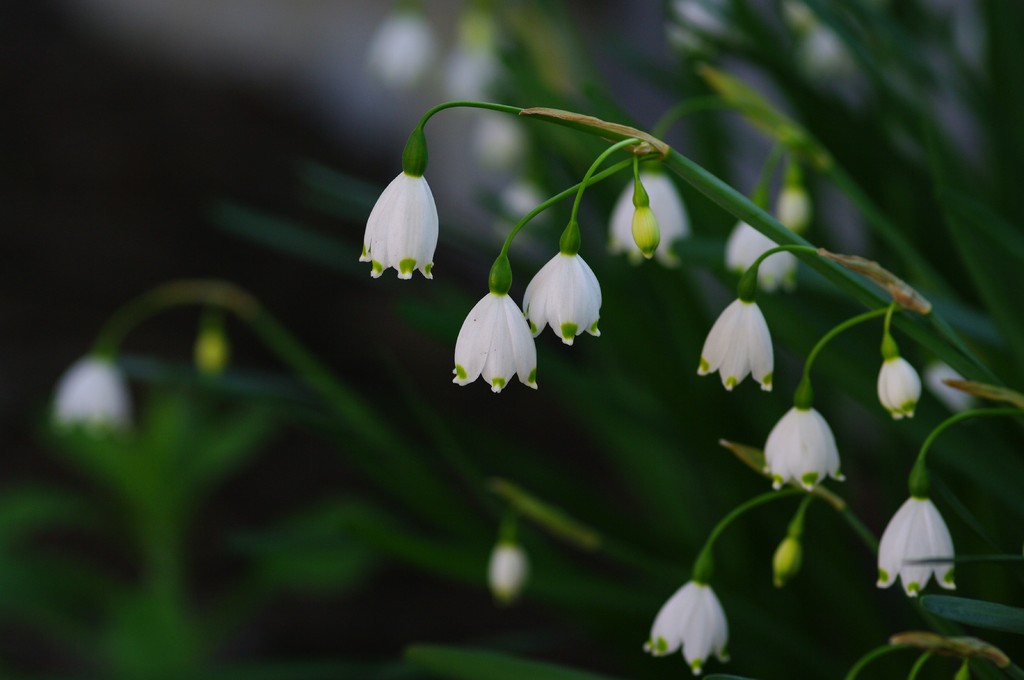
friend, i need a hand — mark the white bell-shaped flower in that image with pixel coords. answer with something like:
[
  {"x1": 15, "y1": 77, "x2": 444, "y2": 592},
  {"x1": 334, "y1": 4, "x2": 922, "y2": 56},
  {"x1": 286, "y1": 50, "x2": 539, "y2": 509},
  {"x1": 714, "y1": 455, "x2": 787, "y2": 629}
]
[
  {"x1": 453, "y1": 293, "x2": 537, "y2": 392},
  {"x1": 609, "y1": 171, "x2": 690, "y2": 266},
  {"x1": 53, "y1": 356, "x2": 132, "y2": 429},
  {"x1": 877, "y1": 497, "x2": 955, "y2": 597},
  {"x1": 366, "y1": 10, "x2": 437, "y2": 90},
  {"x1": 764, "y1": 407, "x2": 844, "y2": 490},
  {"x1": 523, "y1": 253, "x2": 601, "y2": 345},
  {"x1": 361, "y1": 172, "x2": 438, "y2": 280},
  {"x1": 776, "y1": 185, "x2": 811, "y2": 233},
  {"x1": 923, "y1": 361, "x2": 975, "y2": 413},
  {"x1": 878, "y1": 356, "x2": 922, "y2": 419},
  {"x1": 725, "y1": 221, "x2": 797, "y2": 292},
  {"x1": 698, "y1": 299, "x2": 773, "y2": 391},
  {"x1": 487, "y1": 542, "x2": 528, "y2": 604},
  {"x1": 644, "y1": 580, "x2": 729, "y2": 676},
  {"x1": 472, "y1": 115, "x2": 525, "y2": 172}
]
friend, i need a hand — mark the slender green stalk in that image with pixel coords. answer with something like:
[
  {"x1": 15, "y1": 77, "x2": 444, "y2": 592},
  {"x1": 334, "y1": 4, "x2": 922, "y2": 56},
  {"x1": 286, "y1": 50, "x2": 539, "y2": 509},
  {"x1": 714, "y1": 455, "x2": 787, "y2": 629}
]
[
  {"x1": 416, "y1": 100, "x2": 524, "y2": 130},
  {"x1": 802, "y1": 306, "x2": 892, "y2": 383},
  {"x1": 906, "y1": 652, "x2": 934, "y2": 680},
  {"x1": 651, "y1": 95, "x2": 733, "y2": 138},
  {"x1": 692, "y1": 488, "x2": 802, "y2": 582},
  {"x1": 844, "y1": 644, "x2": 910, "y2": 680},
  {"x1": 498, "y1": 157, "x2": 638, "y2": 257},
  {"x1": 752, "y1": 144, "x2": 787, "y2": 209}
]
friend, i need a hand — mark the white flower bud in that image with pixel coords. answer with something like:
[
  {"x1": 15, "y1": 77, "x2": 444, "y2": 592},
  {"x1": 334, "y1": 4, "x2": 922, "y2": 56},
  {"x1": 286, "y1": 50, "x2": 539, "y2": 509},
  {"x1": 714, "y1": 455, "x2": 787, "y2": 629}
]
[{"x1": 488, "y1": 543, "x2": 528, "y2": 604}]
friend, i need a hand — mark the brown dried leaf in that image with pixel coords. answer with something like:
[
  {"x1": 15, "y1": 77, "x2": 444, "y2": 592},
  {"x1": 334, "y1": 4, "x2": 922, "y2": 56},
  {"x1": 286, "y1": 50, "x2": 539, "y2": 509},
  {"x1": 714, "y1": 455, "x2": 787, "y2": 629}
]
[
  {"x1": 518, "y1": 107, "x2": 670, "y2": 157},
  {"x1": 817, "y1": 249, "x2": 932, "y2": 314},
  {"x1": 890, "y1": 631, "x2": 1010, "y2": 667},
  {"x1": 943, "y1": 379, "x2": 1024, "y2": 408}
]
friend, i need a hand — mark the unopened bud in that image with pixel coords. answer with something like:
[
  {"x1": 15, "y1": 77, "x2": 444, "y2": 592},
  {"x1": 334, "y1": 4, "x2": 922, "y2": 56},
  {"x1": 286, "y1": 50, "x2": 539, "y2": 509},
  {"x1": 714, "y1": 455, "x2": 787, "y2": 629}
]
[
  {"x1": 776, "y1": 185, "x2": 811, "y2": 233},
  {"x1": 488, "y1": 542, "x2": 528, "y2": 605},
  {"x1": 632, "y1": 206, "x2": 660, "y2": 260},
  {"x1": 195, "y1": 312, "x2": 230, "y2": 376},
  {"x1": 772, "y1": 535, "x2": 803, "y2": 587}
]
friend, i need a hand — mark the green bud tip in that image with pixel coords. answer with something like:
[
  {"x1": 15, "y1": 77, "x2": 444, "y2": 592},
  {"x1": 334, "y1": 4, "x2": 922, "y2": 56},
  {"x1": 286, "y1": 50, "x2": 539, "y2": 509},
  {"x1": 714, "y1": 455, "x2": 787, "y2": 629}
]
[
  {"x1": 488, "y1": 253, "x2": 513, "y2": 295},
  {"x1": 631, "y1": 206, "x2": 660, "y2": 260},
  {"x1": 402, "y1": 126, "x2": 429, "y2": 177}
]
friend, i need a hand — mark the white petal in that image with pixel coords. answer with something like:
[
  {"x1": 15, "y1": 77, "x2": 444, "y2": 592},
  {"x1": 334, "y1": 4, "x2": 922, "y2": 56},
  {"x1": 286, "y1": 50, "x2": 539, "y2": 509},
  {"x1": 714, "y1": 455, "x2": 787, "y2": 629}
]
[
  {"x1": 488, "y1": 543, "x2": 529, "y2": 603},
  {"x1": 501, "y1": 296, "x2": 538, "y2": 389},
  {"x1": 764, "y1": 408, "x2": 840, "y2": 489},
  {"x1": 53, "y1": 356, "x2": 132, "y2": 429},
  {"x1": 366, "y1": 11, "x2": 437, "y2": 89},
  {"x1": 699, "y1": 299, "x2": 744, "y2": 382},
  {"x1": 364, "y1": 173, "x2": 438, "y2": 279},
  {"x1": 646, "y1": 581, "x2": 728, "y2": 675},
  {"x1": 523, "y1": 253, "x2": 601, "y2": 344},
  {"x1": 453, "y1": 293, "x2": 501, "y2": 386},
  {"x1": 878, "y1": 357, "x2": 921, "y2": 418}
]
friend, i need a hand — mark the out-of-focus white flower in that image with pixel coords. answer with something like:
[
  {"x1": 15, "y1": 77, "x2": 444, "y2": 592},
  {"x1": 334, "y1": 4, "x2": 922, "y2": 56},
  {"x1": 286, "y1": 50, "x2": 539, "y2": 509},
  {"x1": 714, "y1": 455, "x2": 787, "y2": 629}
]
[
  {"x1": 472, "y1": 115, "x2": 526, "y2": 172},
  {"x1": 523, "y1": 252, "x2": 601, "y2": 345},
  {"x1": 698, "y1": 299, "x2": 773, "y2": 391},
  {"x1": 609, "y1": 171, "x2": 689, "y2": 266},
  {"x1": 799, "y1": 24, "x2": 857, "y2": 80},
  {"x1": 53, "y1": 356, "x2": 132, "y2": 429},
  {"x1": 923, "y1": 361, "x2": 975, "y2": 412},
  {"x1": 488, "y1": 542, "x2": 528, "y2": 604},
  {"x1": 877, "y1": 496, "x2": 956, "y2": 597},
  {"x1": 878, "y1": 356, "x2": 922, "y2": 419},
  {"x1": 725, "y1": 221, "x2": 797, "y2": 292},
  {"x1": 497, "y1": 179, "x2": 546, "y2": 224},
  {"x1": 443, "y1": 5, "x2": 499, "y2": 100},
  {"x1": 776, "y1": 185, "x2": 812, "y2": 233},
  {"x1": 453, "y1": 293, "x2": 537, "y2": 392},
  {"x1": 666, "y1": 0, "x2": 736, "y2": 55},
  {"x1": 366, "y1": 9, "x2": 437, "y2": 90},
  {"x1": 764, "y1": 407, "x2": 844, "y2": 490},
  {"x1": 361, "y1": 172, "x2": 438, "y2": 280},
  {"x1": 644, "y1": 580, "x2": 729, "y2": 676}
]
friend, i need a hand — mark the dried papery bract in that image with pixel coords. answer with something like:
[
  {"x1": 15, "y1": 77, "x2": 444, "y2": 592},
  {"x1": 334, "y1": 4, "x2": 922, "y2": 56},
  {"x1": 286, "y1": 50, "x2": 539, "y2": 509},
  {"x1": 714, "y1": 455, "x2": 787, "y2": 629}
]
[
  {"x1": 817, "y1": 249, "x2": 932, "y2": 314},
  {"x1": 888, "y1": 632, "x2": 1010, "y2": 668}
]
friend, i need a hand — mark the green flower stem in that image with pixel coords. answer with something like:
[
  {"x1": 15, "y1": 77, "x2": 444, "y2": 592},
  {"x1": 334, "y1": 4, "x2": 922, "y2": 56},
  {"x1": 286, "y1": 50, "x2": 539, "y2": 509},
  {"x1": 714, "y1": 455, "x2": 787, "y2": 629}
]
[
  {"x1": 497, "y1": 157, "x2": 639, "y2": 258},
  {"x1": 568, "y1": 138, "x2": 642, "y2": 226},
  {"x1": 692, "y1": 488, "x2": 802, "y2": 583},
  {"x1": 92, "y1": 280, "x2": 261, "y2": 358},
  {"x1": 416, "y1": 100, "x2": 524, "y2": 130},
  {"x1": 909, "y1": 407, "x2": 1024, "y2": 497},
  {"x1": 752, "y1": 144, "x2": 787, "y2": 210},
  {"x1": 906, "y1": 652, "x2": 934, "y2": 680},
  {"x1": 838, "y1": 504, "x2": 880, "y2": 553},
  {"x1": 737, "y1": 244, "x2": 819, "y2": 301},
  {"x1": 788, "y1": 494, "x2": 815, "y2": 537},
  {"x1": 659, "y1": 148, "x2": 997, "y2": 385},
  {"x1": 801, "y1": 306, "x2": 893, "y2": 385},
  {"x1": 651, "y1": 95, "x2": 733, "y2": 138},
  {"x1": 844, "y1": 644, "x2": 911, "y2": 680}
]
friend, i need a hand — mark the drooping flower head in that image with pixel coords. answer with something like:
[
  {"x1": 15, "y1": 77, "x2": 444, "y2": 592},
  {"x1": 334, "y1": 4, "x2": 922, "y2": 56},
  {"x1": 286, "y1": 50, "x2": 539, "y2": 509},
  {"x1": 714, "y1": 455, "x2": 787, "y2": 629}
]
[
  {"x1": 698, "y1": 298, "x2": 773, "y2": 391},
  {"x1": 453, "y1": 292, "x2": 537, "y2": 393},
  {"x1": 366, "y1": 6, "x2": 437, "y2": 90},
  {"x1": 878, "y1": 356, "x2": 922, "y2": 419},
  {"x1": 361, "y1": 128, "x2": 438, "y2": 279},
  {"x1": 523, "y1": 249, "x2": 602, "y2": 345},
  {"x1": 454, "y1": 256, "x2": 537, "y2": 393},
  {"x1": 645, "y1": 580, "x2": 729, "y2": 675},
  {"x1": 725, "y1": 221, "x2": 797, "y2": 292},
  {"x1": 488, "y1": 542, "x2": 528, "y2": 604},
  {"x1": 53, "y1": 356, "x2": 132, "y2": 430},
  {"x1": 764, "y1": 406, "x2": 844, "y2": 490},
  {"x1": 609, "y1": 169, "x2": 689, "y2": 266},
  {"x1": 877, "y1": 496, "x2": 955, "y2": 596}
]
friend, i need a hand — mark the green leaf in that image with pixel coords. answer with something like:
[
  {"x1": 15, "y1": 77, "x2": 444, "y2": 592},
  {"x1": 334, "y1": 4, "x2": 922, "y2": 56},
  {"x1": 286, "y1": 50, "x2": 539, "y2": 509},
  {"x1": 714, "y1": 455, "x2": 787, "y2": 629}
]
[
  {"x1": 921, "y1": 595, "x2": 1024, "y2": 635},
  {"x1": 405, "y1": 645, "x2": 623, "y2": 680}
]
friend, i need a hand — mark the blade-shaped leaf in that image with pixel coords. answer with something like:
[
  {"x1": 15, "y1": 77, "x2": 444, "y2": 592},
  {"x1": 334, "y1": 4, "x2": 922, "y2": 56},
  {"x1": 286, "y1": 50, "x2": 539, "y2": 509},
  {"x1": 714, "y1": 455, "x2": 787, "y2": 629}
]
[
  {"x1": 405, "y1": 645, "x2": 623, "y2": 680},
  {"x1": 921, "y1": 595, "x2": 1024, "y2": 635}
]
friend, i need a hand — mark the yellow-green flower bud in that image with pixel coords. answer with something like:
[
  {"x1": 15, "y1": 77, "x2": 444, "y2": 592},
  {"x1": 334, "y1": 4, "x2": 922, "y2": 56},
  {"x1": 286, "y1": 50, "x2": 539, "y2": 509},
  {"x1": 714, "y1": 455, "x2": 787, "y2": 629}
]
[
  {"x1": 195, "y1": 313, "x2": 230, "y2": 376},
  {"x1": 772, "y1": 535, "x2": 803, "y2": 588},
  {"x1": 632, "y1": 206, "x2": 661, "y2": 260}
]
